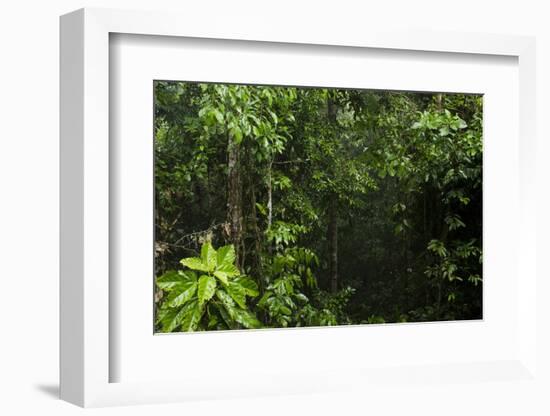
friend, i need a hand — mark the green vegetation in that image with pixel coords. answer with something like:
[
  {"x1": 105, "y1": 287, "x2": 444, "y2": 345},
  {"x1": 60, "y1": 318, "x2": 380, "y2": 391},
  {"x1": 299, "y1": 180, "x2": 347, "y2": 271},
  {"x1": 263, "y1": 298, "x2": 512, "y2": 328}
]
[{"x1": 154, "y1": 81, "x2": 482, "y2": 332}]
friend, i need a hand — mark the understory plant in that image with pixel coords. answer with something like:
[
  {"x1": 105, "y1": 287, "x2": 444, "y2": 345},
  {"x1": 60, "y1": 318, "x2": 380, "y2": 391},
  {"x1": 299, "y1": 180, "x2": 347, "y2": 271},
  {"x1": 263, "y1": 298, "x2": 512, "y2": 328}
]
[
  {"x1": 257, "y1": 246, "x2": 353, "y2": 327},
  {"x1": 156, "y1": 242, "x2": 261, "y2": 332}
]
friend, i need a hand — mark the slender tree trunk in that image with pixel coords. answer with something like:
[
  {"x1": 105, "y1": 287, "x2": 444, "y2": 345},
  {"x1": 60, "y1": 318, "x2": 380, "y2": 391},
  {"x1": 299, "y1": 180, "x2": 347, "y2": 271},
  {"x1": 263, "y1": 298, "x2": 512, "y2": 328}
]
[
  {"x1": 227, "y1": 136, "x2": 243, "y2": 265},
  {"x1": 436, "y1": 93, "x2": 443, "y2": 112},
  {"x1": 250, "y1": 182, "x2": 264, "y2": 292}
]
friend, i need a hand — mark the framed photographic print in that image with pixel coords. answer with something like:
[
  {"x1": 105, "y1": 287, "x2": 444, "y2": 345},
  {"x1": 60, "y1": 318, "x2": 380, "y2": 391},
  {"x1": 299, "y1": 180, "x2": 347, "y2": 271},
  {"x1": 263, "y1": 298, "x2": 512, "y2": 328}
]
[
  {"x1": 151, "y1": 80, "x2": 483, "y2": 334},
  {"x1": 60, "y1": 7, "x2": 539, "y2": 408}
]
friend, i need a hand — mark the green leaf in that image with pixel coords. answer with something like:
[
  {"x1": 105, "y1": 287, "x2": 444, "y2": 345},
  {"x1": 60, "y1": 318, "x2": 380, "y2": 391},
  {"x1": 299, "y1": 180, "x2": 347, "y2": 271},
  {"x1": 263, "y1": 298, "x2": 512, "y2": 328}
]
[
  {"x1": 217, "y1": 289, "x2": 261, "y2": 329},
  {"x1": 156, "y1": 306, "x2": 181, "y2": 332},
  {"x1": 165, "y1": 280, "x2": 197, "y2": 307},
  {"x1": 180, "y1": 257, "x2": 210, "y2": 272},
  {"x1": 213, "y1": 109, "x2": 224, "y2": 124},
  {"x1": 216, "y1": 262, "x2": 240, "y2": 277},
  {"x1": 295, "y1": 293, "x2": 309, "y2": 304},
  {"x1": 233, "y1": 308, "x2": 262, "y2": 329},
  {"x1": 427, "y1": 239, "x2": 448, "y2": 257},
  {"x1": 226, "y1": 282, "x2": 247, "y2": 309},
  {"x1": 197, "y1": 275, "x2": 217, "y2": 305},
  {"x1": 257, "y1": 291, "x2": 272, "y2": 308},
  {"x1": 157, "y1": 300, "x2": 199, "y2": 333},
  {"x1": 156, "y1": 270, "x2": 196, "y2": 290},
  {"x1": 233, "y1": 276, "x2": 259, "y2": 297},
  {"x1": 180, "y1": 300, "x2": 204, "y2": 332},
  {"x1": 445, "y1": 215, "x2": 466, "y2": 231},
  {"x1": 279, "y1": 305, "x2": 292, "y2": 315},
  {"x1": 468, "y1": 274, "x2": 482, "y2": 286},
  {"x1": 216, "y1": 302, "x2": 236, "y2": 329},
  {"x1": 213, "y1": 270, "x2": 229, "y2": 285},
  {"x1": 216, "y1": 245, "x2": 236, "y2": 268},
  {"x1": 231, "y1": 126, "x2": 243, "y2": 144},
  {"x1": 216, "y1": 289, "x2": 236, "y2": 313},
  {"x1": 200, "y1": 242, "x2": 217, "y2": 271},
  {"x1": 255, "y1": 203, "x2": 267, "y2": 216},
  {"x1": 198, "y1": 106, "x2": 208, "y2": 118}
]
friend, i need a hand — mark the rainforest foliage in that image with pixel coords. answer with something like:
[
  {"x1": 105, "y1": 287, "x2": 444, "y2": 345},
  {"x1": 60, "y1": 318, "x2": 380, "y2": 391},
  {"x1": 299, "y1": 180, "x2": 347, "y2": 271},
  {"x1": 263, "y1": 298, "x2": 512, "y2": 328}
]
[{"x1": 154, "y1": 81, "x2": 482, "y2": 332}]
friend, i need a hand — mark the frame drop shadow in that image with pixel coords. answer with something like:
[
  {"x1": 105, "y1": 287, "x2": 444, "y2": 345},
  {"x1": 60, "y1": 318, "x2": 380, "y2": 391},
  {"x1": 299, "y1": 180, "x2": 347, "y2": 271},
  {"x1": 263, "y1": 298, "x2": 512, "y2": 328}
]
[{"x1": 34, "y1": 383, "x2": 59, "y2": 399}]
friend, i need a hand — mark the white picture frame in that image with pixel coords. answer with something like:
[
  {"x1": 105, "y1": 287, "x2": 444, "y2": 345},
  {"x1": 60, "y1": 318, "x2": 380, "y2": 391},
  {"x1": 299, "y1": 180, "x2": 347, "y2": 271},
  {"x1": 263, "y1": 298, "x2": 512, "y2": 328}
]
[{"x1": 60, "y1": 7, "x2": 538, "y2": 408}]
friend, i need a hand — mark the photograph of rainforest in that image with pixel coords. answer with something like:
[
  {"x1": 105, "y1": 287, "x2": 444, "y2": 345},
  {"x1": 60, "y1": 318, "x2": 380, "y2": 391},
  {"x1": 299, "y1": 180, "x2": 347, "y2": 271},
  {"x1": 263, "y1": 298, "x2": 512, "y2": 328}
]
[{"x1": 154, "y1": 81, "x2": 483, "y2": 333}]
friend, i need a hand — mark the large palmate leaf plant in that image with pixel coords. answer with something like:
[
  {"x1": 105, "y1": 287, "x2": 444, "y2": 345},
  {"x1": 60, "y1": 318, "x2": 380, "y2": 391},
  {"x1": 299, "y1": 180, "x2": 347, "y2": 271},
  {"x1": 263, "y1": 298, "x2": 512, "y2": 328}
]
[{"x1": 155, "y1": 242, "x2": 261, "y2": 332}]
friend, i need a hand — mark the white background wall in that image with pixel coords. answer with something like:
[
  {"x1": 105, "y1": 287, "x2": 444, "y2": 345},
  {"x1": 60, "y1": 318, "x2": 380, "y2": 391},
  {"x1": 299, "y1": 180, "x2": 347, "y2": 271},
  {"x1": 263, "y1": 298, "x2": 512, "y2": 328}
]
[{"x1": 0, "y1": 1, "x2": 548, "y2": 414}]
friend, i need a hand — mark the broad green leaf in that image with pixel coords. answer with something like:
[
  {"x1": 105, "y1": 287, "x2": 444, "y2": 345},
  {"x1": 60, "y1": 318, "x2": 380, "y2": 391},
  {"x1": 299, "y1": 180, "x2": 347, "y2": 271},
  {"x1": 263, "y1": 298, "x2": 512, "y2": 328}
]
[
  {"x1": 295, "y1": 293, "x2": 309, "y2": 303},
  {"x1": 217, "y1": 305, "x2": 235, "y2": 329},
  {"x1": 226, "y1": 282, "x2": 247, "y2": 309},
  {"x1": 156, "y1": 304, "x2": 171, "y2": 323},
  {"x1": 215, "y1": 262, "x2": 240, "y2": 277},
  {"x1": 279, "y1": 305, "x2": 292, "y2": 316},
  {"x1": 233, "y1": 308, "x2": 262, "y2": 329},
  {"x1": 197, "y1": 275, "x2": 217, "y2": 305},
  {"x1": 213, "y1": 270, "x2": 229, "y2": 285},
  {"x1": 166, "y1": 280, "x2": 197, "y2": 307},
  {"x1": 216, "y1": 289, "x2": 261, "y2": 329},
  {"x1": 157, "y1": 307, "x2": 181, "y2": 333},
  {"x1": 180, "y1": 301, "x2": 204, "y2": 332},
  {"x1": 439, "y1": 126, "x2": 450, "y2": 136},
  {"x1": 216, "y1": 289, "x2": 236, "y2": 315},
  {"x1": 180, "y1": 257, "x2": 210, "y2": 272},
  {"x1": 200, "y1": 242, "x2": 217, "y2": 271},
  {"x1": 233, "y1": 276, "x2": 259, "y2": 297},
  {"x1": 216, "y1": 245, "x2": 236, "y2": 268},
  {"x1": 213, "y1": 109, "x2": 224, "y2": 124},
  {"x1": 156, "y1": 270, "x2": 196, "y2": 290},
  {"x1": 231, "y1": 126, "x2": 243, "y2": 144},
  {"x1": 257, "y1": 290, "x2": 272, "y2": 308},
  {"x1": 198, "y1": 106, "x2": 208, "y2": 118},
  {"x1": 157, "y1": 301, "x2": 197, "y2": 333}
]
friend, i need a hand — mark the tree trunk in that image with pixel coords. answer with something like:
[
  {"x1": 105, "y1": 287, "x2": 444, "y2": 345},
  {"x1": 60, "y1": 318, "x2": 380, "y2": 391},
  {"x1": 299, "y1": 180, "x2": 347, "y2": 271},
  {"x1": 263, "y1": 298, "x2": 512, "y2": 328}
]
[
  {"x1": 436, "y1": 93, "x2": 443, "y2": 112},
  {"x1": 227, "y1": 136, "x2": 243, "y2": 265},
  {"x1": 249, "y1": 182, "x2": 264, "y2": 292},
  {"x1": 328, "y1": 197, "x2": 338, "y2": 293}
]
